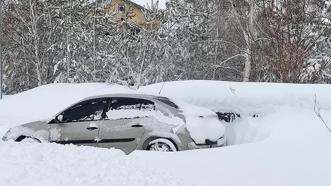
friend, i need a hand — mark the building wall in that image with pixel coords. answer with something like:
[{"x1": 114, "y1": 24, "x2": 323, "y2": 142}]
[{"x1": 105, "y1": 0, "x2": 147, "y2": 29}]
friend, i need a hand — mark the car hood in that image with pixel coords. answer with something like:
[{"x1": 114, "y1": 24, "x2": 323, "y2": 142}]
[{"x1": 2, "y1": 120, "x2": 49, "y2": 141}]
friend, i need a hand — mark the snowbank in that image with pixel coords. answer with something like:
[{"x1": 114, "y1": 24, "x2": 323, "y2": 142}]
[
  {"x1": 140, "y1": 80, "x2": 331, "y2": 112},
  {"x1": 0, "y1": 142, "x2": 182, "y2": 186},
  {"x1": 139, "y1": 80, "x2": 331, "y2": 145}
]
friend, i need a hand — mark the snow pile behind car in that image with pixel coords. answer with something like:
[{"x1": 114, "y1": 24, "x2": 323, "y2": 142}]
[
  {"x1": 140, "y1": 80, "x2": 331, "y2": 112},
  {"x1": 140, "y1": 80, "x2": 331, "y2": 145}
]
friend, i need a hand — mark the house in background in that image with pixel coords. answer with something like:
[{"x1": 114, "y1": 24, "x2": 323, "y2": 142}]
[{"x1": 103, "y1": 0, "x2": 161, "y2": 33}]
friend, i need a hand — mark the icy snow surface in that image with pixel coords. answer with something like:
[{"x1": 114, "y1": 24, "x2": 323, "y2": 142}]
[{"x1": 0, "y1": 81, "x2": 331, "y2": 186}]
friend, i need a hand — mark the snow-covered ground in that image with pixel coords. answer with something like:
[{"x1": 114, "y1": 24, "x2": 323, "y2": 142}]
[{"x1": 0, "y1": 81, "x2": 331, "y2": 186}]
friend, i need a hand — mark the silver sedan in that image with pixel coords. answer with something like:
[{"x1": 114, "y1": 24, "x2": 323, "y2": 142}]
[{"x1": 2, "y1": 94, "x2": 226, "y2": 154}]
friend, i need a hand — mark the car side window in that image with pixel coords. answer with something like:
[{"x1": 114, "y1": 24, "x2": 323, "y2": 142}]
[
  {"x1": 110, "y1": 98, "x2": 155, "y2": 111},
  {"x1": 105, "y1": 97, "x2": 155, "y2": 120},
  {"x1": 61, "y1": 98, "x2": 110, "y2": 123}
]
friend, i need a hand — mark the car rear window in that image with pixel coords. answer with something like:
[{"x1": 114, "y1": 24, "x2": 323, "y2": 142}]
[{"x1": 156, "y1": 97, "x2": 179, "y2": 109}]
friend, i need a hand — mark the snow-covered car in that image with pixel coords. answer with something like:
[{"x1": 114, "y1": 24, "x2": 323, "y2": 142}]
[{"x1": 2, "y1": 94, "x2": 226, "y2": 154}]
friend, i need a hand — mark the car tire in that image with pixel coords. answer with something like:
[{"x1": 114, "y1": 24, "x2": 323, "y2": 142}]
[
  {"x1": 17, "y1": 136, "x2": 41, "y2": 143},
  {"x1": 146, "y1": 138, "x2": 177, "y2": 152}
]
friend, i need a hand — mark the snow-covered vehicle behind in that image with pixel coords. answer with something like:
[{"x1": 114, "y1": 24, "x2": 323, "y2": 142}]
[{"x1": 2, "y1": 94, "x2": 226, "y2": 154}]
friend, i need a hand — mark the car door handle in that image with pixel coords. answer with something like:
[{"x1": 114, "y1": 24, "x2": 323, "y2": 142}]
[
  {"x1": 131, "y1": 124, "x2": 143, "y2": 128},
  {"x1": 86, "y1": 126, "x2": 98, "y2": 131}
]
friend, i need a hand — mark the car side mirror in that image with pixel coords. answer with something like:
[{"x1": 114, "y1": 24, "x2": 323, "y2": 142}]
[
  {"x1": 49, "y1": 114, "x2": 64, "y2": 124},
  {"x1": 56, "y1": 114, "x2": 64, "y2": 123}
]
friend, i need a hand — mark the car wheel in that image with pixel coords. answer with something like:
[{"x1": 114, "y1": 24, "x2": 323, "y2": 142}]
[
  {"x1": 18, "y1": 136, "x2": 41, "y2": 143},
  {"x1": 146, "y1": 138, "x2": 177, "y2": 152}
]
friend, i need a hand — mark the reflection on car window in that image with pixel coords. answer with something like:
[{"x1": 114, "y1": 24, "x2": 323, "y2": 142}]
[
  {"x1": 110, "y1": 98, "x2": 155, "y2": 111},
  {"x1": 62, "y1": 98, "x2": 109, "y2": 122},
  {"x1": 103, "y1": 98, "x2": 155, "y2": 120}
]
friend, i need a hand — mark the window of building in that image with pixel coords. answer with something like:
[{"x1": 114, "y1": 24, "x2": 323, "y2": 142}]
[{"x1": 118, "y1": 4, "x2": 125, "y2": 12}]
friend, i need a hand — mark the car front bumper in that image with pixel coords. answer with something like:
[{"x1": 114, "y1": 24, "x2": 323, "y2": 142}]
[{"x1": 188, "y1": 136, "x2": 226, "y2": 150}]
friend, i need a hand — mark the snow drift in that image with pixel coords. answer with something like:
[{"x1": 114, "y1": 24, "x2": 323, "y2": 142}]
[{"x1": 140, "y1": 80, "x2": 331, "y2": 112}]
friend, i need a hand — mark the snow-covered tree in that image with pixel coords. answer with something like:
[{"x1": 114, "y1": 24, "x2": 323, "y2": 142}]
[
  {"x1": 3, "y1": 0, "x2": 68, "y2": 92},
  {"x1": 2, "y1": 0, "x2": 331, "y2": 94},
  {"x1": 258, "y1": 0, "x2": 331, "y2": 83}
]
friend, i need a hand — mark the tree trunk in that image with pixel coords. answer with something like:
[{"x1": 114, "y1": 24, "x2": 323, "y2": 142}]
[
  {"x1": 0, "y1": 0, "x2": 2, "y2": 99},
  {"x1": 212, "y1": 1, "x2": 222, "y2": 80},
  {"x1": 30, "y1": 0, "x2": 42, "y2": 86},
  {"x1": 243, "y1": 48, "x2": 251, "y2": 82},
  {"x1": 66, "y1": 0, "x2": 72, "y2": 82},
  {"x1": 242, "y1": 0, "x2": 257, "y2": 82}
]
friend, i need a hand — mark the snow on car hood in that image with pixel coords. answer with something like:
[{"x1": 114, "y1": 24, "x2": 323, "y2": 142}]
[
  {"x1": 3, "y1": 121, "x2": 49, "y2": 142},
  {"x1": 174, "y1": 100, "x2": 226, "y2": 144}
]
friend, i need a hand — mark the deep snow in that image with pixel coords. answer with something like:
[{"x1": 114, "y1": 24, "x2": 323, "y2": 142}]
[
  {"x1": 140, "y1": 80, "x2": 331, "y2": 111},
  {"x1": 0, "y1": 81, "x2": 331, "y2": 186}
]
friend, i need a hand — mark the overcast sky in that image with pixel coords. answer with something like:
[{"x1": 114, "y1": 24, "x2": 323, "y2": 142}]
[{"x1": 131, "y1": 0, "x2": 168, "y2": 9}]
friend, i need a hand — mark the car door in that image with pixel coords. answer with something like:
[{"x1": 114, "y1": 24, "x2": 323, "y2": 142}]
[
  {"x1": 98, "y1": 97, "x2": 154, "y2": 153},
  {"x1": 49, "y1": 98, "x2": 110, "y2": 147}
]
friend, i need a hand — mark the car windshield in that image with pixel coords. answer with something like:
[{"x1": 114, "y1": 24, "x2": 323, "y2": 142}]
[{"x1": 156, "y1": 97, "x2": 179, "y2": 109}]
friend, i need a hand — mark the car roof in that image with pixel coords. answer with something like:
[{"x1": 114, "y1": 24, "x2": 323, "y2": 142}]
[
  {"x1": 80, "y1": 93, "x2": 162, "y2": 101},
  {"x1": 52, "y1": 93, "x2": 182, "y2": 119},
  {"x1": 52, "y1": 93, "x2": 163, "y2": 116}
]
